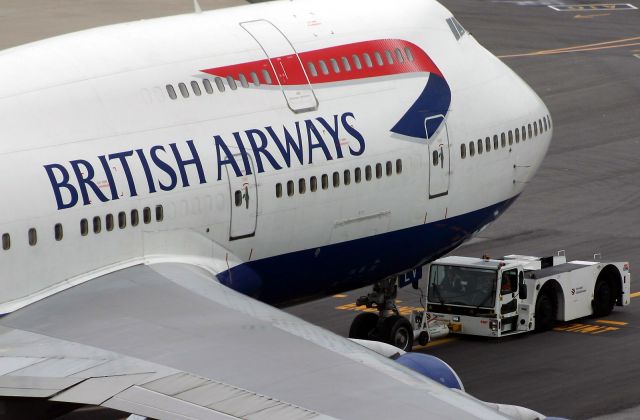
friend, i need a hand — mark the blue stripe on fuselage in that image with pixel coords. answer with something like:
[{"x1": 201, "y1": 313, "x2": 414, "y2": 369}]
[{"x1": 217, "y1": 197, "x2": 518, "y2": 307}]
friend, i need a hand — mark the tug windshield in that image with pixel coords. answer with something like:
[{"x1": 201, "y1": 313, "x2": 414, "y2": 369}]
[{"x1": 428, "y1": 264, "x2": 497, "y2": 308}]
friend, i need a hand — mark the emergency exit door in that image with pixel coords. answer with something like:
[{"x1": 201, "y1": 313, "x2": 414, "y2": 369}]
[
  {"x1": 425, "y1": 115, "x2": 450, "y2": 198},
  {"x1": 241, "y1": 20, "x2": 318, "y2": 113},
  {"x1": 227, "y1": 154, "x2": 258, "y2": 240}
]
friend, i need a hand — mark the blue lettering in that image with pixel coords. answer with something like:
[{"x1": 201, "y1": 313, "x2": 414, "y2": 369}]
[
  {"x1": 317, "y1": 115, "x2": 344, "y2": 159},
  {"x1": 265, "y1": 123, "x2": 304, "y2": 168},
  {"x1": 306, "y1": 120, "x2": 332, "y2": 164},
  {"x1": 135, "y1": 149, "x2": 157, "y2": 194},
  {"x1": 150, "y1": 145, "x2": 177, "y2": 191},
  {"x1": 342, "y1": 112, "x2": 366, "y2": 156},
  {"x1": 170, "y1": 140, "x2": 206, "y2": 187},
  {"x1": 70, "y1": 159, "x2": 109, "y2": 206},
  {"x1": 108, "y1": 150, "x2": 137, "y2": 197},
  {"x1": 97, "y1": 155, "x2": 119, "y2": 200},
  {"x1": 44, "y1": 164, "x2": 78, "y2": 210},
  {"x1": 214, "y1": 135, "x2": 242, "y2": 181},
  {"x1": 246, "y1": 129, "x2": 282, "y2": 173},
  {"x1": 233, "y1": 132, "x2": 253, "y2": 175}
]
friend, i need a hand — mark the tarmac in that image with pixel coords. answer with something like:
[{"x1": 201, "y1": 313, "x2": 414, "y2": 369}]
[{"x1": 1, "y1": 0, "x2": 638, "y2": 419}]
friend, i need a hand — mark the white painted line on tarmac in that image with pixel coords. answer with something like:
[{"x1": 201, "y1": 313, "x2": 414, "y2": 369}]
[{"x1": 549, "y1": 3, "x2": 637, "y2": 11}]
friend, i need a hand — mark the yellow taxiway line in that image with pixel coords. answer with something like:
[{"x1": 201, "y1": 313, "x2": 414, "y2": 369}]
[{"x1": 498, "y1": 36, "x2": 640, "y2": 58}]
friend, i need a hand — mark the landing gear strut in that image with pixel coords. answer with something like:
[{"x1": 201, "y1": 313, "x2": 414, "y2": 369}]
[{"x1": 348, "y1": 278, "x2": 415, "y2": 351}]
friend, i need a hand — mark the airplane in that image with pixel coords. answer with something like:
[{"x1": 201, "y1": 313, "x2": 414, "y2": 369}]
[{"x1": 0, "y1": 0, "x2": 554, "y2": 418}]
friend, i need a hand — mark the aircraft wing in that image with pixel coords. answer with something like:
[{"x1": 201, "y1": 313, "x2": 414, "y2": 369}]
[{"x1": 0, "y1": 263, "x2": 511, "y2": 419}]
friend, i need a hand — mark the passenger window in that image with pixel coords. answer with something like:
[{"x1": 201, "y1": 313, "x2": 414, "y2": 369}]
[
  {"x1": 319, "y1": 60, "x2": 329, "y2": 75},
  {"x1": 355, "y1": 167, "x2": 362, "y2": 182},
  {"x1": 322, "y1": 174, "x2": 329, "y2": 189},
  {"x1": 374, "y1": 51, "x2": 384, "y2": 66},
  {"x1": 118, "y1": 212, "x2": 126, "y2": 229},
  {"x1": 375, "y1": 163, "x2": 383, "y2": 178},
  {"x1": 493, "y1": 135, "x2": 498, "y2": 150},
  {"x1": 330, "y1": 58, "x2": 340, "y2": 73},
  {"x1": 287, "y1": 180, "x2": 294, "y2": 197},
  {"x1": 396, "y1": 159, "x2": 403, "y2": 174},
  {"x1": 235, "y1": 190, "x2": 242, "y2": 206},
  {"x1": 28, "y1": 228, "x2": 37, "y2": 246},
  {"x1": 106, "y1": 214, "x2": 114, "y2": 231},
  {"x1": 250, "y1": 72, "x2": 260, "y2": 86},
  {"x1": 404, "y1": 47, "x2": 414, "y2": 62},
  {"x1": 485, "y1": 137, "x2": 491, "y2": 152},
  {"x1": 469, "y1": 141, "x2": 475, "y2": 156},
  {"x1": 386, "y1": 161, "x2": 393, "y2": 176},
  {"x1": 385, "y1": 50, "x2": 394, "y2": 64},
  {"x1": 226, "y1": 76, "x2": 237, "y2": 90},
  {"x1": 299, "y1": 178, "x2": 306, "y2": 194},
  {"x1": 461, "y1": 143, "x2": 466, "y2": 158},
  {"x1": 501, "y1": 269, "x2": 518, "y2": 295},
  {"x1": 262, "y1": 70, "x2": 272, "y2": 85},
  {"x1": 80, "y1": 219, "x2": 89, "y2": 236},
  {"x1": 131, "y1": 210, "x2": 139, "y2": 227},
  {"x1": 477, "y1": 139, "x2": 483, "y2": 154},
  {"x1": 352, "y1": 55, "x2": 362, "y2": 70},
  {"x1": 515, "y1": 128, "x2": 520, "y2": 143},
  {"x1": 433, "y1": 150, "x2": 439, "y2": 165},
  {"x1": 143, "y1": 207, "x2": 152, "y2": 224},
  {"x1": 308, "y1": 62, "x2": 318, "y2": 77},
  {"x1": 203, "y1": 79, "x2": 214, "y2": 94},
  {"x1": 333, "y1": 171, "x2": 340, "y2": 187},
  {"x1": 239, "y1": 74, "x2": 249, "y2": 88},
  {"x1": 344, "y1": 170, "x2": 351, "y2": 185},
  {"x1": 1, "y1": 233, "x2": 9, "y2": 250},
  {"x1": 341, "y1": 57, "x2": 351, "y2": 72},
  {"x1": 363, "y1": 53, "x2": 373, "y2": 68},
  {"x1": 156, "y1": 205, "x2": 164, "y2": 222},
  {"x1": 395, "y1": 48, "x2": 405, "y2": 63},
  {"x1": 178, "y1": 83, "x2": 189, "y2": 98},
  {"x1": 166, "y1": 85, "x2": 177, "y2": 100},
  {"x1": 310, "y1": 176, "x2": 318, "y2": 192},
  {"x1": 528, "y1": 124, "x2": 533, "y2": 138},
  {"x1": 93, "y1": 216, "x2": 102, "y2": 234},
  {"x1": 365, "y1": 165, "x2": 372, "y2": 181},
  {"x1": 501, "y1": 133, "x2": 506, "y2": 148},
  {"x1": 54, "y1": 223, "x2": 63, "y2": 241},
  {"x1": 276, "y1": 183, "x2": 282, "y2": 198},
  {"x1": 215, "y1": 77, "x2": 225, "y2": 92},
  {"x1": 191, "y1": 81, "x2": 202, "y2": 96}
]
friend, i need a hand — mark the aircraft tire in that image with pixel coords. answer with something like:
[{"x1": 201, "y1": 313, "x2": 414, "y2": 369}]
[
  {"x1": 381, "y1": 315, "x2": 414, "y2": 351},
  {"x1": 593, "y1": 278, "x2": 615, "y2": 317},
  {"x1": 534, "y1": 292, "x2": 554, "y2": 332},
  {"x1": 348, "y1": 312, "x2": 379, "y2": 340}
]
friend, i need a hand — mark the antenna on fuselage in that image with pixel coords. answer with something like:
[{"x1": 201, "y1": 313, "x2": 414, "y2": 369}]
[{"x1": 193, "y1": 0, "x2": 203, "y2": 13}]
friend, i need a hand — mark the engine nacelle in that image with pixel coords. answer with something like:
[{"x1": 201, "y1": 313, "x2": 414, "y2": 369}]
[{"x1": 395, "y1": 352, "x2": 464, "y2": 391}]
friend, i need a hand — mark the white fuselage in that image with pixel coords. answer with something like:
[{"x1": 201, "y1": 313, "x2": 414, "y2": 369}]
[{"x1": 0, "y1": 0, "x2": 551, "y2": 312}]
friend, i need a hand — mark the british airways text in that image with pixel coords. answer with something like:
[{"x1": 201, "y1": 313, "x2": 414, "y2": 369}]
[{"x1": 44, "y1": 112, "x2": 366, "y2": 210}]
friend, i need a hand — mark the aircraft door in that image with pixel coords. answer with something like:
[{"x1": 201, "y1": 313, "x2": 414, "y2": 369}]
[
  {"x1": 240, "y1": 20, "x2": 318, "y2": 113},
  {"x1": 425, "y1": 115, "x2": 450, "y2": 198},
  {"x1": 227, "y1": 154, "x2": 258, "y2": 240}
]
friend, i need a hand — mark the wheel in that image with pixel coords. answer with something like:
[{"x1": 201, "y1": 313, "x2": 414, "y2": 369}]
[
  {"x1": 593, "y1": 279, "x2": 615, "y2": 317},
  {"x1": 534, "y1": 292, "x2": 554, "y2": 332},
  {"x1": 381, "y1": 315, "x2": 414, "y2": 351},
  {"x1": 348, "y1": 312, "x2": 379, "y2": 340}
]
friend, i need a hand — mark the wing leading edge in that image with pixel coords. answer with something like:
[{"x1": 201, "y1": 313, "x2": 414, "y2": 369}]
[{"x1": 0, "y1": 263, "x2": 510, "y2": 419}]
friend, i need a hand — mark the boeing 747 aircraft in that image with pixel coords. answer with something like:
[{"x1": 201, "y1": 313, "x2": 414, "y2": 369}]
[{"x1": 0, "y1": 0, "x2": 554, "y2": 418}]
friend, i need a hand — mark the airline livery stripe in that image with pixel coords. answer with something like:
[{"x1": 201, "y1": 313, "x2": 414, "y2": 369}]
[{"x1": 201, "y1": 39, "x2": 442, "y2": 86}]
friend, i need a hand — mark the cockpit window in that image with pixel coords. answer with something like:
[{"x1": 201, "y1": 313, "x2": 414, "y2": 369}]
[{"x1": 446, "y1": 17, "x2": 466, "y2": 41}]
